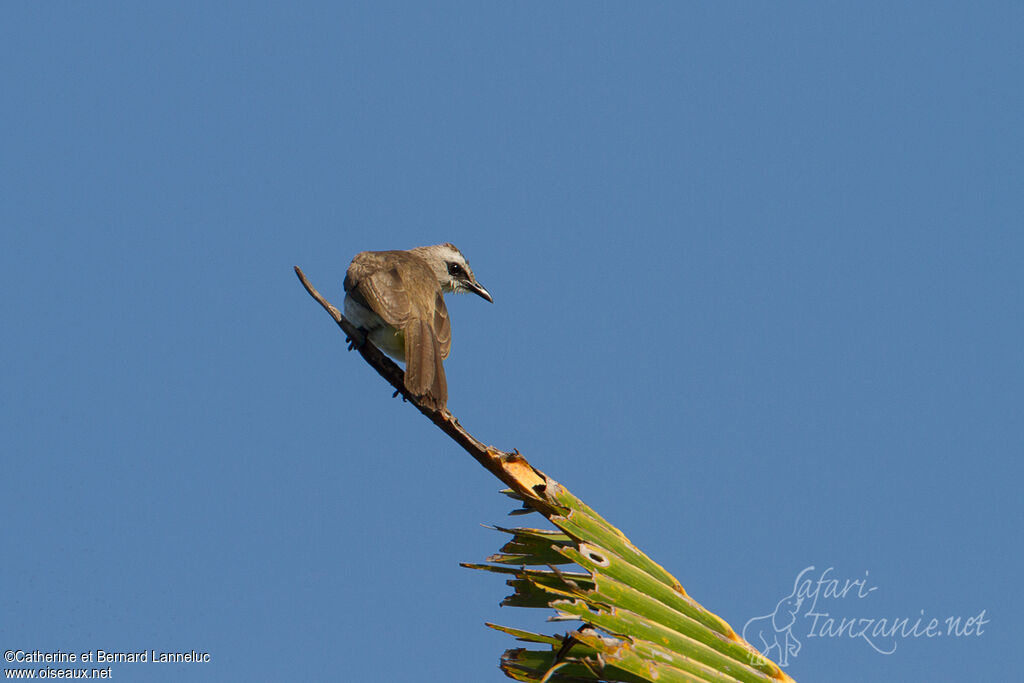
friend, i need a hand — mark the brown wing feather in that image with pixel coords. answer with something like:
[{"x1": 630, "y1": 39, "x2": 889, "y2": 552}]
[
  {"x1": 433, "y1": 290, "x2": 452, "y2": 360},
  {"x1": 353, "y1": 267, "x2": 413, "y2": 329},
  {"x1": 403, "y1": 318, "x2": 447, "y2": 411}
]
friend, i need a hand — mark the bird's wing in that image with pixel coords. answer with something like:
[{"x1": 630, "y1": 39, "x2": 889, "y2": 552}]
[
  {"x1": 403, "y1": 318, "x2": 447, "y2": 410},
  {"x1": 433, "y1": 290, "x2": 452, "y2": 360},
  {"x1": 346, "y1": 256, "x2": 414, "y2": 329}
]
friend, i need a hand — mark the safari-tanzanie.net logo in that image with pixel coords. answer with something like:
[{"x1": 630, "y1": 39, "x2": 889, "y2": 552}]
[{"x1": 742, "y1": 566, "x2": 987, "y2": 666}]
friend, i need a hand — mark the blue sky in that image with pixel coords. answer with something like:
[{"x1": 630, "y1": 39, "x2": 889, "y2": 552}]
[{"x1": 2, "y1": 3, "x2": 1021, "y2": 681}]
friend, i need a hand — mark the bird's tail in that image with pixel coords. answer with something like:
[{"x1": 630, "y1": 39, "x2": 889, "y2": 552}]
[{"x1": 403, "y1": 319, "x2": 448, "y2": 412}]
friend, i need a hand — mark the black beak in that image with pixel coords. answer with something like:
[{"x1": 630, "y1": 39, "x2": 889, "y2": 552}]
[{"x1": 466, "y1": 280, "x2": 493, "y2": 303}]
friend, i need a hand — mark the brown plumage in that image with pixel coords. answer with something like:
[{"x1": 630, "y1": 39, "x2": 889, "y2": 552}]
[{"x1": 343, "y1": 244, "x2": 490, "y2": 412}]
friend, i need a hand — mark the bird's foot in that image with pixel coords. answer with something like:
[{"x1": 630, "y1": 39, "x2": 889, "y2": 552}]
[{"x1": 346, "y1": 328, "x2": 368, "y2": 351}]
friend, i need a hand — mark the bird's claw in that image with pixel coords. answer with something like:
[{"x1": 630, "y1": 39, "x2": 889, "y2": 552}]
[{"x1": 346, "y1": 329, "x2": 367, "y2": 351}]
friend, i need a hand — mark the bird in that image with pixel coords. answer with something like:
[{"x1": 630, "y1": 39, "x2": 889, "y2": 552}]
[{"x1": 343, "y1": 243, "x2": 492, "y2": 412}]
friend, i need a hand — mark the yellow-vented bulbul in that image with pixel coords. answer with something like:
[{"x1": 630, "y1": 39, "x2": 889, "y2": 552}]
[{"x1": 343, "y1": 243, "x2": 492, "y2": 411}]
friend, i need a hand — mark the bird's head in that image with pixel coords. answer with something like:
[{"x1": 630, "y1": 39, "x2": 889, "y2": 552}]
[{"x1": 410, "y1": 243, "x2": 493, "y2": 302}]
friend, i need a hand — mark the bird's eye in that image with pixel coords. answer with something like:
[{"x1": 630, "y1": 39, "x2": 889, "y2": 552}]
[{"x1": 446, "y1": 262, "x2": 464, "y2": 277}]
